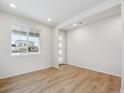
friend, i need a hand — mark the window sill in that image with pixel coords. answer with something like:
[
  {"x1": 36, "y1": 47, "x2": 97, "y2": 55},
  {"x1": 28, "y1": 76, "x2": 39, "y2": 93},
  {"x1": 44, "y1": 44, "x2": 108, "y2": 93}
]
[{"x1": 11, "y1": 52, "x2": 40, "y2": 56}]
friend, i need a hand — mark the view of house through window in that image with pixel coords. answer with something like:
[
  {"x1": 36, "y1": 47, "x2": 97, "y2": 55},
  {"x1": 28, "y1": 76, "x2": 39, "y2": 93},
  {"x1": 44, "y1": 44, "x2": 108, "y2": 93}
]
[{"x1": 11, "y1": 24, "x2": 40, "y2": 55}]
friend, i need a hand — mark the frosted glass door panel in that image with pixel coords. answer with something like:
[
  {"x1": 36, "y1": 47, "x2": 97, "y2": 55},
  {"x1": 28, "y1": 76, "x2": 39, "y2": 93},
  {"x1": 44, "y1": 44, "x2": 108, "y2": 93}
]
[
  {"x1": 59, "y1": 43, "x2": 62, "y2": 48},
  {"x1": 59, "y1": 50, "x2": 62, "y2": 55},
  {"x1": 58, "y1": 36, "x2": 63, "y2": 64}
]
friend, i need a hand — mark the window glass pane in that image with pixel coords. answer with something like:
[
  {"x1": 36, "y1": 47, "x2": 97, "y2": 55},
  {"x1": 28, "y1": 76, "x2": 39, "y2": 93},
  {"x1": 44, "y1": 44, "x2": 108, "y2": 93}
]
[
  {"x1": 28, "y1": 32, "x2": 40, "y2": 53},
  {"x1": 11, "y1": 30, "x2": 27, "y2": 54},
  {"x1": 59, "y1": 42, "x2": 62, "y2": 48},
  {"x1": 59, "y1": 50, "x2": 62, "y2": 55},
  {"x1": 59, "y1": 36, "x2": 62, "y2": 41},
  {"x1": 59, "y1": 57, "x2": 62, "y2": 62}
]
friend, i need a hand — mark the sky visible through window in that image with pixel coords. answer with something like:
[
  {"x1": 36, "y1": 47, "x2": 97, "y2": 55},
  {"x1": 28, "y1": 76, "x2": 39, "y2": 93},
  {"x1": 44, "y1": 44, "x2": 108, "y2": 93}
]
[{"x1": 12, "y1": 34, "x2": 39, "y2": 46}]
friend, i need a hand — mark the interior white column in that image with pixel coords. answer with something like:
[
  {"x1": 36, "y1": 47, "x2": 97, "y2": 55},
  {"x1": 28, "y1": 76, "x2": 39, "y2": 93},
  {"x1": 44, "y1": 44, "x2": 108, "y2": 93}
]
[{"x1": 121, "y1": 0, "x2": 124, "y2": 92}]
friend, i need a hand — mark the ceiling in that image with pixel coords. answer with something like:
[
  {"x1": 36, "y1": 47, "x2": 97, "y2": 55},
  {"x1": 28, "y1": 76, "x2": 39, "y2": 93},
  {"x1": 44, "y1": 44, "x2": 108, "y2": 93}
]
[
  {"x1": 62, "y1": 4, "x2": 121, "y2": 31},
  {"x1": 0, "y1": 0, "x2": 109, "y2": 27}
]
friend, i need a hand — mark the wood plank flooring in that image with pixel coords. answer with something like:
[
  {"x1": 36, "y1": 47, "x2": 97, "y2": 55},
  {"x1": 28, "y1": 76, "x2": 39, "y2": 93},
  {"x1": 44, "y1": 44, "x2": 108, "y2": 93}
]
[{"x1": 0, "y1": 64, "x2": 121, "y2": 93}]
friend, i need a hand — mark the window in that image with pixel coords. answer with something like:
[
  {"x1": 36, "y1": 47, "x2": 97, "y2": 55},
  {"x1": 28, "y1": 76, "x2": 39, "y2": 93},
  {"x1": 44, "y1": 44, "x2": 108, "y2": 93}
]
[
  {"x1": 58, "y1": 36, "x2": 63, "y2": 63},
  {"x1": 11, "y1": 24, "x2": 40, "y2": 56}
]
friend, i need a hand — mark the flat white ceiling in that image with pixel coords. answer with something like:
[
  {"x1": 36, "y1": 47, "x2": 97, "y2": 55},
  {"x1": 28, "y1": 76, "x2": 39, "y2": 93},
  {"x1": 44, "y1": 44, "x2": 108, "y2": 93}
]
[
  {"x1": 62, "y1": 4, "x2": 121, "y2": 31},
  {"x1": 0, "y1": 0, "x2": 109, "y2": 27}
]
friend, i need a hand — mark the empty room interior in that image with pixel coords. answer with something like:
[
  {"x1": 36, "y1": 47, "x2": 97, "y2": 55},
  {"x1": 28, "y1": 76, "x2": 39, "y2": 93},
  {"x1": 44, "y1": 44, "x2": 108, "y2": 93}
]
[{"x1": 0, "y1": 0, "x2": 124, "y2": 93}]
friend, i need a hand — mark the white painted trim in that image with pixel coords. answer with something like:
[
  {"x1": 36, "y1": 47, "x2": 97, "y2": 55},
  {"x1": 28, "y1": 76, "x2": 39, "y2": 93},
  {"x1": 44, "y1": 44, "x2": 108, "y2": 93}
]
[
  {"x1": 0, "y1": 66, "x2": 51, "y2": 79},
  {"x1": 57, "y1": 0, "x2": 121, "y2": 29},
  {"x1": 121, "y1": 88, "x2": 124, "y2": 93},
  {"x1": 121, "y1": 0, "x2": 124, "y2": 92},
  {"x1": 11, "y1": 52, "x2": 40, "y2": 56},
  {"x1": 68, "y1": 63, "x2": 121, "y2": 77}
]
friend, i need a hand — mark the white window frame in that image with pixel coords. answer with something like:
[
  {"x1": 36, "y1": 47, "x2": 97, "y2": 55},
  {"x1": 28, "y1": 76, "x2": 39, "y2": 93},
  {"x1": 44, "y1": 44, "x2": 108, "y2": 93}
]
[{"x1": 11, "y1": 24, "x2": 41, "y2": 56}]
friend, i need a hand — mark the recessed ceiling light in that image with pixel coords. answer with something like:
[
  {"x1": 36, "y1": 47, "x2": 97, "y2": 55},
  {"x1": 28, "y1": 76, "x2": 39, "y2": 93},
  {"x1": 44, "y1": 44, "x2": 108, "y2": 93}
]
[
  {"x1": 9, "y1": 3, "x2": 16, "y2": 8},
  {"x1": 48, "y1": 18, "x2": 52, "y2": 22},
  {"x1": 73, "y1": 23, "x2": 77, "y2": 26}
]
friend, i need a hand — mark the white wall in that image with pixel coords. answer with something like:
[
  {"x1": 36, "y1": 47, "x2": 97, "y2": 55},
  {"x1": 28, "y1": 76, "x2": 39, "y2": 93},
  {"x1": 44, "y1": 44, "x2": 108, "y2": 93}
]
[
  {"x1": 0, "y1": 12, "x2": 53, "y2": 79},
  {"x1": 121, "y1": 0, "x2": 124, "y2": 92},
  {"x1": 66, "y1": 15, "x2": 121, "y2": 76}
]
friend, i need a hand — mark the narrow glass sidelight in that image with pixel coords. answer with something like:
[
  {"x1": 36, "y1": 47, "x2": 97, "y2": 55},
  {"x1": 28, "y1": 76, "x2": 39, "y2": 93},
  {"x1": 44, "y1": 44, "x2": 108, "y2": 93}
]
[{"x1": 58, "y1": 36, "x2": 63, "y2": 64}]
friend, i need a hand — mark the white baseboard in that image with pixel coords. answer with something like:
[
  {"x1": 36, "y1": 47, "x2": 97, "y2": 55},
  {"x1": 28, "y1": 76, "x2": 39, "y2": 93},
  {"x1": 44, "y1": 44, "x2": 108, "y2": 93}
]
[
  {"x1": 0, "y1": 66, "x2": 52, "y2": 79},
  {"x1": 0, "y1": 64, "x2": 121, "y2": 79},
  {"x1": 68, "y1": 63, "x2": 121, "y2": 77},
  {"x1": 121, "y1": 88, "x2": 124, "y2": 93}
]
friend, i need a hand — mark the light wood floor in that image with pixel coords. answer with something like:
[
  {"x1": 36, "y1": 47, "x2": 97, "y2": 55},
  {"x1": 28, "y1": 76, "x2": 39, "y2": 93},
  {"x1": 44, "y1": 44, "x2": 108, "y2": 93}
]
[{"x1": 0, "y1": 64, "x2": 121, "y2": 93}]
